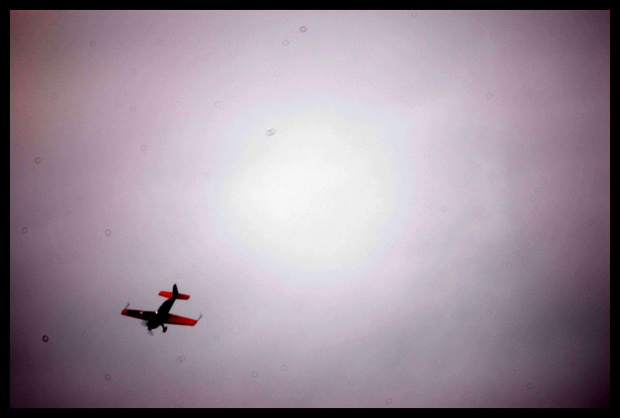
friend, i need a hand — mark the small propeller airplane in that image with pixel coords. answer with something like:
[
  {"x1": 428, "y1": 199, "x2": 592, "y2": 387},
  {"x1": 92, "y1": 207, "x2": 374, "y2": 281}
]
[{"x1": 121, "y1": 284, "x2": 202, "y2": 335}]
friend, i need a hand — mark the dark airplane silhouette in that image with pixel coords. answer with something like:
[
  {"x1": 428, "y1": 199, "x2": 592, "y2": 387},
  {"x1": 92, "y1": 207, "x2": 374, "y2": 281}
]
[{"x1": 121, "y1": 284, "x2": 201, "y2": 334}]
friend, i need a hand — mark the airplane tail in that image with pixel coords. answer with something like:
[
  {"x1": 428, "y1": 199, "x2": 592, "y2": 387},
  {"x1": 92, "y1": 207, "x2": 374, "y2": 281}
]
[{"x1": 158, "y1": 284, "x2": 190, "y2": 300}]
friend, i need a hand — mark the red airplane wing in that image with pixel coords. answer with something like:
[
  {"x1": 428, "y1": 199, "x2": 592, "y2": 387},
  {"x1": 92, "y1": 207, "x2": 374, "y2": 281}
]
[
  {"x1": 121, "y1": 308, "x2": 156, "y2": 321},
  {"x1": 164, "y1": 314, "x2": 199, "y2": 326}
]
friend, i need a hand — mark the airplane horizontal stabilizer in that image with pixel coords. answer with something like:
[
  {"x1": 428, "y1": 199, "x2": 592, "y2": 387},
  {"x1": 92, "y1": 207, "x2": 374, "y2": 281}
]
[{"x1": 158, "y1": 291, "x2": 190, "y2": 300}]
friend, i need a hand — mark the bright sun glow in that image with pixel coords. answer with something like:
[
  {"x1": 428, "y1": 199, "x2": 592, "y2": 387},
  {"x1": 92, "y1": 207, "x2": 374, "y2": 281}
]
[{"x1": 212, "y1": 93, "x2": 406, "y2": 279}]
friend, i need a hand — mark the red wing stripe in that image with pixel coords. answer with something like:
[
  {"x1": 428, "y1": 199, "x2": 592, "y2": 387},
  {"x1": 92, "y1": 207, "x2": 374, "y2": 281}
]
[{"x1": 164, "y1": 314, "x2": 198, "y2": 326}]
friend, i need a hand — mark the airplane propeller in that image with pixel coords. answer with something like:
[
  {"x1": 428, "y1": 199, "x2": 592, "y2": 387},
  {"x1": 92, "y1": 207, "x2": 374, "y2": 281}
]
[
  {"x1": 141, "y1": 321, "x2": 154, "y2": 336},
  {"x1": 141, "y1": 320, "x2": 148, "y2": 327},
  {"x1": 197, "y1": 313, "x2": 203, "y2": 322}
]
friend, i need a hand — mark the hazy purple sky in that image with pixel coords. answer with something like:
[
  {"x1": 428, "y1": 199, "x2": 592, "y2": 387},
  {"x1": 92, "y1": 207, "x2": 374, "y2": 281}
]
[{"x1": 10, "y1": 10, "x2": 609, "y2": 408}]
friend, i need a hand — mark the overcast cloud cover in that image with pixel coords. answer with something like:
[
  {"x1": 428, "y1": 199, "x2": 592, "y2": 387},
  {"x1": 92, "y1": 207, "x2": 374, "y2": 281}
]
[{"x1": 10, "y1": 10, "x2": 609, "y2": 408}]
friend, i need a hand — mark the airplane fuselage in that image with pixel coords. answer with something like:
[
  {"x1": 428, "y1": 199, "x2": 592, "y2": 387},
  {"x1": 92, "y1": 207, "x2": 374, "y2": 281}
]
[{"x1": 147, "y1": 296, "x2": 177, "y2": 330}]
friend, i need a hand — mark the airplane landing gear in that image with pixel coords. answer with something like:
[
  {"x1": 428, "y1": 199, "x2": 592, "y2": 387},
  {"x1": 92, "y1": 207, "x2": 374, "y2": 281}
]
[{"x1": 163, "y1": 326, "x2": 168, "y2": 333}]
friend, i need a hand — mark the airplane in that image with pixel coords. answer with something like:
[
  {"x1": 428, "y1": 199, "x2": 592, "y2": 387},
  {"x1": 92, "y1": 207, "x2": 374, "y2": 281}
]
[{"x1": 121, "y1": 284, "x2": 202, "y2": 334}]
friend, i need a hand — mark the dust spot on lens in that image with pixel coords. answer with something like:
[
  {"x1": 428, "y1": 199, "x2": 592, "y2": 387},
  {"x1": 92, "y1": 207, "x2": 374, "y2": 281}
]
[
  {"x1": 42, "y1": 335, "x2": 49, "y2": 343},
  {"x1": 299, "y1": 26, "x2": 307, "y2": 33},
  {"x1": 215, "y1": 101, "x2": 221, "y2": 107},
  {"x1": 35, "y1": 157, "x2": 41, "y2": 164},
  {"x1": 90, "y1": 40, "x2": 96, "y2": 47},
  {"x1": 213, "y1": 334, "x2": 220, "y2": 341},
  {"x1": 282, "y1": 40, "x2": 289, "y2": 46},
  {"x1": 280, "y1": 364, "x2": 287, "y2": 371},
  {"x1": 266, "y1": 129, "x2": 277, "y2": 136},
  {"x1": 104, "y1": 374, "x2": 111, "y2": 381},
  {"x1": 140, "y1": 145, "x2": 147, "y2": 152},
  {"x1": 386, "y1": 398, "x2": 393, "y2": 404},
  {"x1": 130, "y1": 106, "x2": 136, "y2": 113},
  {"x1": 251, "y1": 371, "x2": 258, "y2": 378},
  {"x1": 486, "y1": 92, "x2": 492, "y2": 99},
  {"x1": 175, "y1": 355, "x2": 186, "y2": 365},
  {"x1": 275, "y1": 71, "x2": 281, "y2": 77},
  {"x1": 441, "y1": 205, "x2": 447, "y2": 212},
  {"x1": 105, "y1": 229, "x2": 112, "y2": 236},
  {"x1": 21, "y1": 227, "x2": 28, "y2": 234}
]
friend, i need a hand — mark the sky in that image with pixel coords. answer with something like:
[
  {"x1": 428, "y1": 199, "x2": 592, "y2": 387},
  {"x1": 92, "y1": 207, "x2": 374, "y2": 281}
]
[{"x1": 10, "y1": 10, "x2": 609, "y2": 408}]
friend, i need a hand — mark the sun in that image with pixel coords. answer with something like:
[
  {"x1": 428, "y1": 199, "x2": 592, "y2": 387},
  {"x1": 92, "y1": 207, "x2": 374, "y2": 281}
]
[{"x1": 210, "y1": 93, "x2": 408, "y2": 279}]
